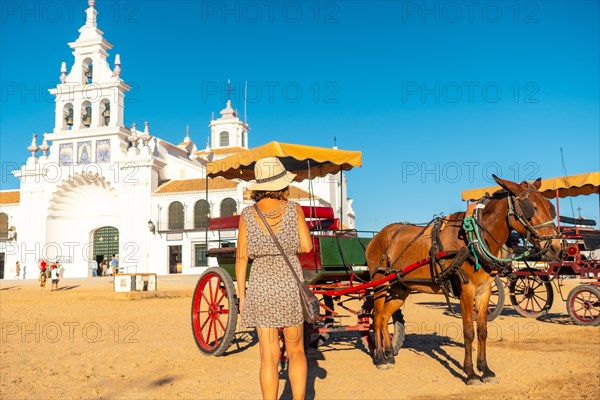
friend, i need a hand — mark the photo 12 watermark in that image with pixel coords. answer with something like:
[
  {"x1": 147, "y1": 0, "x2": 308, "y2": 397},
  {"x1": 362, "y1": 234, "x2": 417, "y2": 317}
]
[
  {"x1": 401, "y1": 82, "x2": 539, "y2": 104},
  {"x1": 1, "y1": 81, "x2": 141, "y2": 105},
  {"x1": 1, "y1": 240, "x2": 140, "y2": 265},
  {"x1": 201, "y1": 80, "x2": 340, "y2": 104},
  {"x1": 200, "y1": 1, "x2": 340, "y2": 24},
  {"x1": 1, "y1": 1, "x2": 140, "y2": 24},
  {"x1": 2, "y1": 161, "x2": 144, "y2": 186},
  {"x1": 401, "y1": 161, "x2": 540, "y2": 184},
  {"x1": 1, "y1": 321, "x2": 140, "y2": 344},
  {"x1": 404, "y1": 320, "x2": 540, "y2": 343},
  {"x1": 400, "y1": 1, "x2": 539, "y2": 24}
]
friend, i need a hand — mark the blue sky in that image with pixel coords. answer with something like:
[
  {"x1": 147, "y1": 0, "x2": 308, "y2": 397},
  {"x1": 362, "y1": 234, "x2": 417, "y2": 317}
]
[{"x1": 1, "y1": 0, "x2": 599, "y2": 230}]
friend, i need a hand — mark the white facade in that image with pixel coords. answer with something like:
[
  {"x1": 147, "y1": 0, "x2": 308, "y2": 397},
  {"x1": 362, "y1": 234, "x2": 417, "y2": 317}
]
[{"x1": 0, "y1": 1, "x2": 356, "y2": 280}]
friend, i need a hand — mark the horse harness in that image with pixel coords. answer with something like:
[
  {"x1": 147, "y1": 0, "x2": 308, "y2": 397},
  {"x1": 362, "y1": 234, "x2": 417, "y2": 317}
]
[
  {"x1": 463, "y1": 189, "x2": 560, "y2": 272},
  {"x1": 371, "y1": 217, "x2": 471, "y2": 313}
]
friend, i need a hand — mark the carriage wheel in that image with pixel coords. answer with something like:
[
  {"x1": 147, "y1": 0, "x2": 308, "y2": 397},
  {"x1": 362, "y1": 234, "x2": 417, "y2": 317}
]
[
  {"x1": 508, "y1": 275, "x2": 554, "y2": 318},
  {"x1": 191, "y1": 267, "x2": 238, "y2": 356},
  {"x1": 390, "y1": 310, "x2": 405, "y2": 355},
  {"x1": 361, "y1": 310, "x2": 405, "y2": 356},
  {"x1": 566, "y1": 284, "x2": 600, "y2": 327},
  {"x1": 486, "y1": 275, "x2": 506, "y2": 321}
]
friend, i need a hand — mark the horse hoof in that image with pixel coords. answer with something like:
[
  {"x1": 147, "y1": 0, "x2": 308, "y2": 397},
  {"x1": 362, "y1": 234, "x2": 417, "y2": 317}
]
[
  {"x1": 466, "y1": 377, "x2": 482, "y2": 386},
  {"x1": 376, "y1": 363, "x2": 390, "y2": 370},
  {"x1": 384, "y1": 351, "x2": 396, "y2": 367},
  {"x1": 482, "y1": 375, "x2": 498, "y2": 384}
]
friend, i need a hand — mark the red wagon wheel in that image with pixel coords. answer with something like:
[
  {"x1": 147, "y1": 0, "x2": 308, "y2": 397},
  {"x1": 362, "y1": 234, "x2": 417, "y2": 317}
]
[
  {"x1": 191, "y1": 267, "x2": 238, "y2": 356},
  {"x1": 508, "y1": 274, "x2": 554, "y2": 318},
  {"x1": 566, "y1": 284, "x2": 600, "y2": 327}
]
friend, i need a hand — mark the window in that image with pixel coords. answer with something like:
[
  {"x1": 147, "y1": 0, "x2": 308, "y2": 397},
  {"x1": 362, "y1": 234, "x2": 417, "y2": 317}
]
[
  {"x1": 194, "y1": 200, "x2": 210, "y2": 229},
  {"x1": 220, "y1": 198, "x2": 237, "y2": 217},
  {"x1": 219, "y1": 131, "x2": 229, "y2": 147},
  {"x1": 168, "y1": 202, "x2": 184, "y2": 229},
  {"x1": 194, "y1": 243, "x2": 207, "y2": 267},
  {"x1": 0, "y1": 213, "x2": 8, "y2": 239}
]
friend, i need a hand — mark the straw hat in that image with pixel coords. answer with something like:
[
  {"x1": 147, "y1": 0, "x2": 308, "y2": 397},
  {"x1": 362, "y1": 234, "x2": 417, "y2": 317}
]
[{"x1": 248, "y1": 157, "x2": 296, "y2": 191}]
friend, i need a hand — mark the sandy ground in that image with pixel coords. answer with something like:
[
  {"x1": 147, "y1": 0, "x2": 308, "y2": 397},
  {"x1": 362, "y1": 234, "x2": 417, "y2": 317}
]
[{"x1": 1, "y1": 275, "x2": 599, "y2": 400}]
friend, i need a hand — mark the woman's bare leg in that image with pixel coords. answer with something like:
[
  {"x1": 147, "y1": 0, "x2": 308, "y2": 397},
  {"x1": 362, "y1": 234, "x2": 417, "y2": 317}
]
[
  {"x1": 257, "y1": 327, "x2": 280, "y2": 400},
  {"x1": 283, "y1": 324, "x2": 307, "y2": 400}
]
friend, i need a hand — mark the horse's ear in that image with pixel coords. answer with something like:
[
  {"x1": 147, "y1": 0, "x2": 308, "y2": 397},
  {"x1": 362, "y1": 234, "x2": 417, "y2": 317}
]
[
  {"x1": 532, "y1": 177, "x2": 542, "y2": 189},
  {"x1": 492, "y1": 174, "x2": 522, "y2": 194}
]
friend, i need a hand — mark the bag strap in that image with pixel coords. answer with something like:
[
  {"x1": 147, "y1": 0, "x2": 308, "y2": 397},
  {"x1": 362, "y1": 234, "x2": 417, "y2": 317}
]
[{"x1": 253, "y1": 204, "x2": 304, "y2": 287}]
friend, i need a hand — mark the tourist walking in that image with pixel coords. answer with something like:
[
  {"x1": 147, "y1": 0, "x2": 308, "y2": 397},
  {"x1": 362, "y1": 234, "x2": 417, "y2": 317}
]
[
  {"x1": 235, "y1": 157, "x2": 313, "y2": 400},
  {"x1": 39, "y1": 259, "x2": 47, "y2": 292},
  {"x1": 15, "y1": 261, "x2": 20, "y2": 279},
  {"x1": 50, "y1": 264, "x2": 59, "y2": 291}
]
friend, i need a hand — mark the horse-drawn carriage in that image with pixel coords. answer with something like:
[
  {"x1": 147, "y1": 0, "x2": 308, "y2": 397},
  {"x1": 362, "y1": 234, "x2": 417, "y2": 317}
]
[
  {"x1": 462, "y1": 172, "x2": 600, "y2": 326},
  {"x1": 191, "y1": 143, "x2": 563, "y2": 383}
]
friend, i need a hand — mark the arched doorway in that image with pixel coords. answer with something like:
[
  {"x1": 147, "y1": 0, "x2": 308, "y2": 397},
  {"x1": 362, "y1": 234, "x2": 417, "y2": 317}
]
[{"x1": 93, "y1": 226, "x2": 119, "y2": 275}]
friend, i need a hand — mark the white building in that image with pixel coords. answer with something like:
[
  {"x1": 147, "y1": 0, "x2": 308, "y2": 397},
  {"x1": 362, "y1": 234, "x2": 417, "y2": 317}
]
[{"x1": 0, "y1": 1, "x2": 356, "y2": 279}]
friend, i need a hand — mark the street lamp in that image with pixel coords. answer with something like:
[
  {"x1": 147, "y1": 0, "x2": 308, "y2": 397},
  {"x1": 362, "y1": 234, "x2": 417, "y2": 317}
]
[{"x1": 148, "y1": 220, "x2": 156, "y2": 234}]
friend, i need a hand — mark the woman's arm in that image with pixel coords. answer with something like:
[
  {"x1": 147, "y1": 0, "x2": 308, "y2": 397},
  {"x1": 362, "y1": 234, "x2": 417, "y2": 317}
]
[
  {"x1": 295, "y1": 203, "x2": 313, "y2": 254},
  {"x1": 235, "y1": 215, "x2": 249, "y2": 310}
]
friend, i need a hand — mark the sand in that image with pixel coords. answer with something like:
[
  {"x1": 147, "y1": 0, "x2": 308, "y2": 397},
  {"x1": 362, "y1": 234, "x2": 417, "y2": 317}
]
[{"x1": 1, "y1": 275, "x2": 599, "y2": 399}]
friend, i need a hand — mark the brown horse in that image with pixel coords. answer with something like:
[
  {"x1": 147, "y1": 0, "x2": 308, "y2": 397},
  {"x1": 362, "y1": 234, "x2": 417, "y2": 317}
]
[{"x1": 365, "y1": 176, "x2": 562, "y2": 384}]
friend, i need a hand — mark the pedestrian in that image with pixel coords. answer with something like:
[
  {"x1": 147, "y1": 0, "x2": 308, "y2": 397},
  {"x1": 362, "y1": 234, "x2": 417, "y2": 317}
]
[
  {"x1": 50, "y1": 263, "x2": 59, "y2": 291},
  {"x1": 110, "y1": 255, "x2": 118, "y2": 275},
  {"x1": 91, "y1": 259, "x2": 98, "y2": 277},
  {"x1": 39, "y1": 258, "x2": 47, "y2": 292},
  {"x1": 235, "y1": 157, "x2": 313, "y2": 400},
  {"x1": 15, "y1": 261, "x2": 20, "y2": 279},
  {"x1": 102, "y1": 258, "x2": 108, "y2": 276},
  {"x1": 58, "y1": 263, "x2": 65, "y2": 279}
]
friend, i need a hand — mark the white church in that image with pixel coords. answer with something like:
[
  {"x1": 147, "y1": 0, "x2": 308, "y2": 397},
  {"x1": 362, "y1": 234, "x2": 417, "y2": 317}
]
[{"x1": 0, "y1": 1, "x2": 356, "y2": 279}]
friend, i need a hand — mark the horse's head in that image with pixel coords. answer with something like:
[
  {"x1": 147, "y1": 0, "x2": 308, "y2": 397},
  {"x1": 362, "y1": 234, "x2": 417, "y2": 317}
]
[{"x1": 493, "y1": 175, "x2": 562, "y2": 261}]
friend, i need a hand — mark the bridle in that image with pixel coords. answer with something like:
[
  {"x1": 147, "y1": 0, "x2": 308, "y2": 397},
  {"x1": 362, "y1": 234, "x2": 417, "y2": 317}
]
[
  {"x1": 507, "y1": 189, "x2": 560, "y2": 243},
  {"x1": 463, "y1": 189, "x2": 560, "y2": 271}
]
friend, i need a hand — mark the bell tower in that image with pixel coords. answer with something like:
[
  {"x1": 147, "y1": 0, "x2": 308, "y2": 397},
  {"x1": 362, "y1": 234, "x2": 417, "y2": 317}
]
[
  {"x1": 49, "y1": 0, "x2": 129, "y2": 133},
  {"x1": 209, "y1": 100, "x2": 249, "y2": 149}
]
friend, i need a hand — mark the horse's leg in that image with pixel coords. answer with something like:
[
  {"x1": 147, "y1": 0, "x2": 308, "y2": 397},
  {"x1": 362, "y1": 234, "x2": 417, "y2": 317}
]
[
  {"x1": 372, "y1": 284, "x2": 388, "y2": 369},
  {"x1": 460, "y1": 282, "x2": 481, "y2": 385},
  {"x1": 475, "y1": 279, "x2": 497, "y2": 383},
  {"x1": 380, "y1": 298, "x2": 405, "y2": 367}
]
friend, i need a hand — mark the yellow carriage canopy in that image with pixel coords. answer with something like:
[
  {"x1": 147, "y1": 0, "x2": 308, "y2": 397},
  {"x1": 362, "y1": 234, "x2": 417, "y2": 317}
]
[
  {"x1": 461, "y1": 171, "x2": 600, "y2": 201},
  {"x1": 206, "y1": 141, "x2": 362, "y2": 182}
]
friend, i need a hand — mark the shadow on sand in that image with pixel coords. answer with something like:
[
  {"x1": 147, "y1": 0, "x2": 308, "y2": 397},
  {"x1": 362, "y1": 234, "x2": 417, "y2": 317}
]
[
  {"x1": 0, "y1": 286, "x2": 21, "y2": 291},
  {"x1": 55, "y1": 285, "x2": 81, "y2": 291}
]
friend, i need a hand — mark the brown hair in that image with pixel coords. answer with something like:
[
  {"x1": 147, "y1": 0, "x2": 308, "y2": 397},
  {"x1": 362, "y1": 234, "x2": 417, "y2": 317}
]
[{"x1": 250, "y1": 187, "x2": 290, "y2": 202}]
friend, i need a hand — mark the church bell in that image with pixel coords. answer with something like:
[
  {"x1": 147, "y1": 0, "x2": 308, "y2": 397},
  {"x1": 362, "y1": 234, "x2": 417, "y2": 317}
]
[
  {"x1": 101, "y1": 102, "x2": 110, "y2": 125},
  {"x1": 64, "y1": 108, "x2": 74, "y2": 126},
  {"x1": 82, "y1": 105, "x2": 92, "y2": 127},
  {"x1": 85, "y1": 64, "x2": 93, "y2": 82}
]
